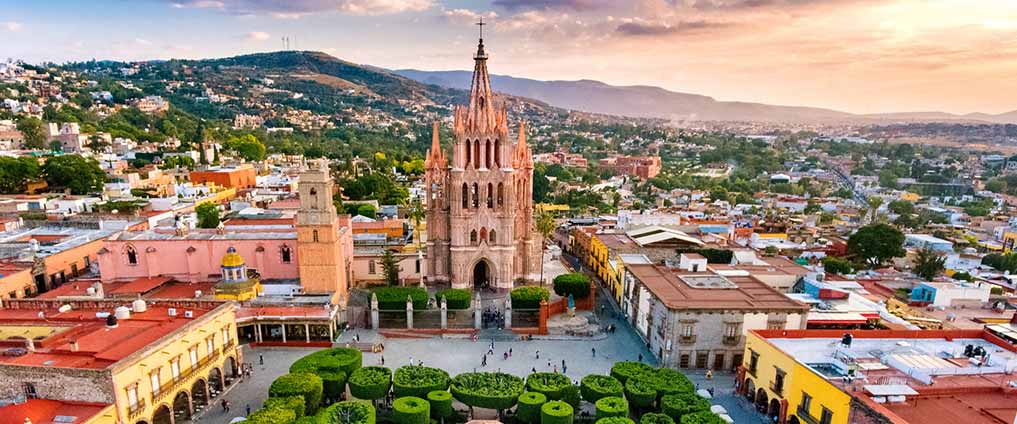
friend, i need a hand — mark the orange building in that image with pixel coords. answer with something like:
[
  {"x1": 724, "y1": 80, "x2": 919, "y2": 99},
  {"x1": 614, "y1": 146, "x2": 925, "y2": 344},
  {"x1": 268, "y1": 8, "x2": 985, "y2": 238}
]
[
  {"x1": 0, "y1": 227, "x2": 117, "y2": 298},
  {"x1": 189, "y1": 165, "x2": 257, "y2": 189},
  {"x1": 352, "y1": 216, "x2": 404, "y2": 239}
]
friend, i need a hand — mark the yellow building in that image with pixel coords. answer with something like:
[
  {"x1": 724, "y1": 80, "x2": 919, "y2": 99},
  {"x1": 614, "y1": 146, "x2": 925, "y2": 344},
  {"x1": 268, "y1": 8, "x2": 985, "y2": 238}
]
[
  {"x1": 213, "y1": 246, "x2": 262, "y2": 301},
  {"x1": 535, "y1": 203, "x2": 570, "y2": 214},
  {"x1": 1003, "y1": 231, "x2": 1017, "y2": 252},
  {"x1": 0, "y1": 299, "x2": 242, "y2": 424}
]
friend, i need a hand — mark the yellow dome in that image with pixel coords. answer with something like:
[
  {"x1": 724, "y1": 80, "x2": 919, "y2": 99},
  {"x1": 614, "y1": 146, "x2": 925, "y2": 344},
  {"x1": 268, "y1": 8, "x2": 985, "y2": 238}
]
[{"x1": 221, "y1": 247, "x2": 245, "y2": 267}]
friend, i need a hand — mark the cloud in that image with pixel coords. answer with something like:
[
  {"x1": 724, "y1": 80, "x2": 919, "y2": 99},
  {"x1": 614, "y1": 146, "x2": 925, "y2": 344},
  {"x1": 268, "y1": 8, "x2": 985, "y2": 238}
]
[
  {"x1": 167, "y1": 0, "x2": 433, "y2": 17},
  {"x1": 615, "y1": 19, "x2": 729, "y2": 36},
  {"x1": 246, "y1": 31, "x2": 272, "y2": 40},
  {"x1": 3, "y1": 21, "x2": 22, "y2": 32},
  {"x1": 440, "y1": 8, "x2": 498, "y2": 25},
  {"x1": 492, "y1": 0, "x2": 612, "y2": 11},
  {"x1": 678, "y1": 0, "x2": 873, "y2": 11}
]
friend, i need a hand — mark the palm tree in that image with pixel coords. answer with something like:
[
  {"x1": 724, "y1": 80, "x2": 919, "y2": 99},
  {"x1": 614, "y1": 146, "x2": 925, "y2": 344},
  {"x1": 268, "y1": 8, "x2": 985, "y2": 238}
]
[
  {"x1": 535, "y1": 210, "x2": 556, "y2": 286},
  {"x1": 867, "y1": 196, "x2": 884, "y2": 223}
]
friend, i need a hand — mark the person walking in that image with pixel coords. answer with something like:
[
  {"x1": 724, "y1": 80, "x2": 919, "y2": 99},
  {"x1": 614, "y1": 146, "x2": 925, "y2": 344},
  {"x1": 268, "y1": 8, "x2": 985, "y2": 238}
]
[
  {"x1": 592, "y1": 347, "x2": 596, "y2": 357},
  {"x1": 246, "y1": 404, "x2": 251, "y2": 416},
  {"x1": 259, "y1": 354, "x2": 264, "y2": 365},
  {"x1": 381, "y1": 355, "x2": 385, "y2": 365},
  {"x1": 638, "y1": 353, "x2": 643, "y2": 362},
  {"x1": 536, "y1": 350, "x2": 540, "y2": 359}
]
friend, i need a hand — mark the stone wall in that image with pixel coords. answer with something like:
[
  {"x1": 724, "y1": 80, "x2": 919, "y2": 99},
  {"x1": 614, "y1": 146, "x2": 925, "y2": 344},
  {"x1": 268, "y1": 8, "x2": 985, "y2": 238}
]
[{"x1": 0, "y1": 364, "x2": 114, "y2": 403}]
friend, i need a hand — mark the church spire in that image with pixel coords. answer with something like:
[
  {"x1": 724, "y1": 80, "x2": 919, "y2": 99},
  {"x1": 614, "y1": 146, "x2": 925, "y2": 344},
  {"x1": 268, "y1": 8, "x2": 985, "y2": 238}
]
[{"x1": 464, "y1": 17, "x2": 497, "y2": 133}]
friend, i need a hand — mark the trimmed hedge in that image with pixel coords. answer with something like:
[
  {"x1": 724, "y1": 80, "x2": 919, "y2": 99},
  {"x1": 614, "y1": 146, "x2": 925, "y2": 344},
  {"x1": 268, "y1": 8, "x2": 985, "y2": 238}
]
[
  {"x1": 294, "y1": 417, "x2": 320, "y2": 424},
  {"x1": 393, "y1": 396, "x2": 430, "y2": 424},
  {"x1": 517, "y1": 392, "x2": 548, "y2": 424},
  {"x1": 679, "y1": 411, "x2": 726, "y2": 424},
  {"x1": 511, "y1": 286, "x2": 550, "y2": 309},
  {"x1": 597, "y1": 418, "x2": 635, "y2": 424},
  {"x1": 540, "y1": 400, "x2": 574, "y2": 424},
  {"x1": 526, "y1": 372, "x2": 572, "y2": 400},
  {"x1": 661, "y1": 394, "x2": 710, "y2": 422},
  {"x1": 652, "y1": 369, "x2": 694, "y2": 400},
  {"x1": 349, "y1": 366, "x2": 392, "y2": 401},
  {"x1": 580, "y1": 374, "x2": 624, "y2": 402},
  {"x1": 427, "y1": 390, "x2": 454, "y2": 419},
  {"x1": 245, "y1": 406, "x2": 297, "y2": 424},
  {"x1": 552, "y1": 273, "x2": 590, "y2": 299},
  {"x1": 623, "y1": 378, "x2": 657, "y2": 409},
  {"x1": 594, "y1": 396, "x2": 628, "y2": 420},
  {"x1": 609, "y1": 362, "x2": 654, "y2": 384},
  {"x1": 640, "y1": 413, "x2": 674, "y2": 424},
  {"x1": 319, "y1": 371, "x2": 348, "y2": 402},
  {"x1": 290, "y1": 347, "x2": 363, "y2": 377},
  {"x1": 560, "y1": 385, "x2": 581, "y2": 409},
  {"x1": 320, "y1": 400, "x2": 376, "y2": 424},
  {"x1": 450, "y1": 372, "x2": 525, "y2": 410},
  {"x1": 374, "y1": 286, "x2": 429, "y2": 310},
  {"x1": 264, "y1": 395, "x2": 306, "y2": 419},
  {"x1": 435, "y1": 288, "x2": 471, "y2": 310},
  {"x1": 394, "y1": 366, "x2": 451, "y2": 398},
  {"x1": 270, "y1": 372, "x2": 324, "y2": 416}
]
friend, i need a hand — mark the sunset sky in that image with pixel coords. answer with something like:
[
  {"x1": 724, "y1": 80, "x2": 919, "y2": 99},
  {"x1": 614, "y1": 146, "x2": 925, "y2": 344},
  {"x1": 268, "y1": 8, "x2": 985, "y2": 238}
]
[{"x1": 2, "y1": 0, "x2": 1015, "y2": 115}]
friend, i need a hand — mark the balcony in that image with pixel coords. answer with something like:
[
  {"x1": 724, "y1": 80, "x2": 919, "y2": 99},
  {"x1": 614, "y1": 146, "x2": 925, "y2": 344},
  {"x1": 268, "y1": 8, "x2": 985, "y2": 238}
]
[
  {"x1": 796, "y1": 407, "x2": 820, "y2": 424},
  {"x1": 722, "y1": 335, "x2": 741, "y2": 346},
  {"x1": 678, "y1": 335, "x2": 696, "y2": 345},
  {"x1": 152, "y1": 348, "x2": 222, "y2": 404},
  {"x1": 127, "y1": 399, "x2": 147, "y2": 421},
  {"x1": 769, "y1": 381, "x2": 784, "y2": 397}
]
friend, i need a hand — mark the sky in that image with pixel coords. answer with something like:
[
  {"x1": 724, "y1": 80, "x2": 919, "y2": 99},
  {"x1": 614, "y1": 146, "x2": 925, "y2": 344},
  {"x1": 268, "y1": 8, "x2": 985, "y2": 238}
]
[{"x1": 1, "y1": 0, "x2": 1016, "y2": 115}]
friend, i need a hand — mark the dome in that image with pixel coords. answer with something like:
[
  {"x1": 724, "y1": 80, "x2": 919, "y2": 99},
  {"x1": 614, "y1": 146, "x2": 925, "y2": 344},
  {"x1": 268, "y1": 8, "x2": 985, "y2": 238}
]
[{"x1": 220, "y1": 246, "x2": 245, "y2": 267}]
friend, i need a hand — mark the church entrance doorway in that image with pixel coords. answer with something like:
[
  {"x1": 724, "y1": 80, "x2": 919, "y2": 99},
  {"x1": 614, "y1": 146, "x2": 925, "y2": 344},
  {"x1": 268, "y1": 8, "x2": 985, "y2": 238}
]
[{"x1": 473, "y1": 260, "x2": 491, "y2": 291}]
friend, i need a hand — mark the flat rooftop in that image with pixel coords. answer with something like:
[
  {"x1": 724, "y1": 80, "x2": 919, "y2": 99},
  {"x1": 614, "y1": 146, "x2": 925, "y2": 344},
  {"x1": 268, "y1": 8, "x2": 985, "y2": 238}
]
[
  {"x1": 0, "y1": 399, "x2": 111, "y2": 424},
  {"x1": 0, "y1": 226, "x2": 118, "y2": 260},
  {"x1": 0, "y1": 302, "x2": 217, "y2": 369},
  {"x1": 626, "y1": 264, "x2": 808, "y2": 311}
]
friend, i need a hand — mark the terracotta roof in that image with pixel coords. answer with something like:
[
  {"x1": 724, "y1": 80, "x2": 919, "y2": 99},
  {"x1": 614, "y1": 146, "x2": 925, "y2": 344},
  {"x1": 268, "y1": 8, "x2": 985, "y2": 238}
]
[
  {"x1": 0, "y1": 399, "x2": 111, "y2": 424},
  {"x1": 108, "y1": 276, "x2": 172, "y2": 295},
  {"x1": 626, "y1": 264, "x2": 808, "y2": 311}
]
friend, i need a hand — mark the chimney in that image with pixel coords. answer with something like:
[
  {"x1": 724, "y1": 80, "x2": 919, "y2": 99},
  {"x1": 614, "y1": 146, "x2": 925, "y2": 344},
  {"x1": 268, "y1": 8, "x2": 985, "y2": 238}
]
[
  {"x1": 25, "y1": 339, "x2": 35, "y2": 352},
  {"x1": 70, "y1": 340, "x2": 79, "y2": 352}
]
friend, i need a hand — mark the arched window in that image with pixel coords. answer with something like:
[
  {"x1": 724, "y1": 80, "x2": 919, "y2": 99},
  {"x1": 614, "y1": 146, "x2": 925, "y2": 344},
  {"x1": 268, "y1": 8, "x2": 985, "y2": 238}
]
[
  {"x1": 495, "y1": 139, "x2": 500, "y2": 167},
  {"x1": 472, "y1": 183, "x2": 479, "y2": 208},
  {"x1": 497, "y1": 183, "x2": 504, "y2": 206},
  {"x1": 489, "y1": 229, "x2": 497, "y2": 244},
  {"x1": 126, "y1": 246, "x2": 138, "y2": 265},
  {"x1": 462, "y1": 183, "x2": 469, "y2": 209},
  {"x1": 486, "y1": 140, "x2": 492, "y2": 169},
  {"x1": 473, "y1": 140, "x2": 480, "y2": 169},
  {"x1": 487, "y1": 183, "x2": 494, "y2": 208},
  {"x1": 470, "y1": 230, "x2": 478, "y2": 245},
  {"x1": 309, "y1": 188, "x2": 317, "y2": 209},
  {"x1": 281, "y1": 245, "x2": 292, "y2": 263},
  {"x1": 480, "y1": 227, "x2": 488, "y2": 243},
  {"x1": 464, "y1": 140, "x2": 470, "y2": 167},
  {"x1": 312, "y1": 230, "x2": 319, "y2": 242}
]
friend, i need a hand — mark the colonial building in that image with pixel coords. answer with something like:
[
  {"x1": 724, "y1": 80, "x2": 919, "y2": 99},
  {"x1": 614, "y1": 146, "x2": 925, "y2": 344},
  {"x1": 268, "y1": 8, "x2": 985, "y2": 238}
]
[{"x1": 424, "y1": 34, "x2": 540, "y2": 290}]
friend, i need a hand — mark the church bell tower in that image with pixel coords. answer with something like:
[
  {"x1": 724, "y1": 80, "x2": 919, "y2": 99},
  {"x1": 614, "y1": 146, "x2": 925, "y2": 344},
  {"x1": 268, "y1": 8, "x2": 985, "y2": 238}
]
[{"x1": 296, "y1": 159, "x2": 348, "y2": 301}]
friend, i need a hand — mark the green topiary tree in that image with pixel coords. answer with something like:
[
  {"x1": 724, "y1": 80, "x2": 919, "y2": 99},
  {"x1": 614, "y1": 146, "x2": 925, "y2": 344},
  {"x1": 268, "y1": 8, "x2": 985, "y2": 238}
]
[
  {"x1": 394, "y1": 366, "x2": 451, "y2": 398},
  {"x1": 623, "y1": 378, "x2": 657, "y2": 411},
  {"x1": 596, "y1": 418, "x2": 635, "y2": 424},
  {"x1": 652, "y1": 369, "x2": 694, "y2": 400},
  {"x1": 393, "y1": 396, "x2": 430, "y2": 424},
  {"x1": 526, "y1": 372, "x2": 572, "y2": 400},
  {"x1": 552, "y1": 273, "x2": 590, "y2": 298},
  {"x1": 540, "y1": 400, "x2": 574, "y2": 424},
  {"x1": 349, "y1": 367, "x2": 392, "y2": 402},
  {"x1": 678, "y1": 411, "x2": 726, "y2": 424},
  {"x1": 516, "y1": 392, "x2": 548, "y2": 424},
  {"x1": 373, "y1": 287, "x2": 429, "y2": 310},
  {"x1": 560, "y1": 384, "x2": 581, "y2": 409},
  {"x1": 319, "y1": 371, "x2": 348, "y2": 403},
  {"x1": 290, "y1": 347, "x2": 363, "y2": 377},
  {"x1": 427, "y1": 390, "x2": 454, "y2": 422},
  {"x1": 660, "y1": 394, "x2": 710, "y2": 422},
  {"x1": 450, "y1": 372, "x2": 525, "y2": 416},
  {"x1": 610, "y1": 362, "x2": 654, "y2": 384},
  {"x1": 594, "y1": 396, "x2": 629, "y2": 420},
  {"x1": 245, "y1": 406, "x2": 297, "y2": 424},
  {"x1": 263, "y1": 396, "x2": 306, "y2": 419},
  {"x1": 510, "y1": 286, "x2": 550, "y2": 309},
  {"x1": 269, "y1": 373, "x2": 324, "y2": 416},
  {"x1": 580, "y1": 374, "x2": 624, "y2": 403},
  {"x1": 435, "y1": 288, "x2": 471, "y2": 310},
  {"x1": 321, "y1": 400, "x2": 376, "y2": 424},
  {"x1": 639, "y1": 413, "x2": 674, "y2": 424}
]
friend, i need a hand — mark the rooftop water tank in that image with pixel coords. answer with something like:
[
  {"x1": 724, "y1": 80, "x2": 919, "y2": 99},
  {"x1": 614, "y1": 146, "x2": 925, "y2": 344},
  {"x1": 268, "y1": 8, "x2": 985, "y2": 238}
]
[
  {"x1": 114, "y1": 306, "x2": 131, "y2": 320},
  {"x1": 132, "y1": 299, "x2": 147, "y2": 313}
]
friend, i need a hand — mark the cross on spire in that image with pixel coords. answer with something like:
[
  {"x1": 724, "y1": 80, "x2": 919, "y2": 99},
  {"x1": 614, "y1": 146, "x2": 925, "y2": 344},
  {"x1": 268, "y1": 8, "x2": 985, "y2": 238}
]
[{"x1": 477, "y1": 17, "x2": 486, "y2": 41}]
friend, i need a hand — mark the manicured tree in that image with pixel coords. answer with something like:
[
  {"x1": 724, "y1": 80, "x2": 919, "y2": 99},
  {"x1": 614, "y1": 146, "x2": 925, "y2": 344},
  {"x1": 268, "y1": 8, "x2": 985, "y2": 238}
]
[
  {"x1": 623, "y1": 378, "x2": 657, "y2": 411},
  {"x1": 510, "y1": 286, "x2": 550, "y2": 309},
  {"x1": 427, "y1": 390, "x2": 454, "y2": 422},
  {"x1": 290, "y1": 347, "x2": 363, "y2": 377},
  {"x1": 552, "y1": 273, "x2": 590, "y2": 298},
  {"x1": 517, "y1": 392, "x2": 548, "y2": 424},
  {"x1": 594, "y1": 396, "x2": 629, "y2": 420},
  {"x1": 597, "y1": 418, "x2": 635, "y2": 424},
  {"x1": 349, "y1": 366, "x2": 392, "y2": 403},
  {"x1": 394, "y1": 366, "x2": 451, "y2": 398},
  {"x1": 393, "y1": 396, "x2": 430, "y2": 424},
  {"x1": 269, "y1": 373, "x2": 324, "y2": 416},
  {"x1": 450, "y1": 372, "x2": 525, "y2": 418},
  {"x1": 560, "y1": 385, "x2": 581, "y2": 409},
  {"x1": 660, "y1": 394, "x2": 710, "y2": 422},
  {"x1": 263, "y1": 396, "x2": 306, "y2": 419},
  {"x1": 679, "y1": 411, "x2": 726, "y2": 424},
  {"x1": 526, "y1": 372, "x2": 572, "y2": 400},
  {"x1": 639, "y1": 413, "x2": 674, "y2": 424},
  {"x1": 652, "y1": 369, "x2": 694, "y2": 400},
  {"x1": 322, "y1": 400, "x2": 377, "y2": 424},
  {"x1": 580, "y1": 374, "x2": 624, "y2": 403},
  {"x1": 610, "y1": 362, "x2": 654, "y2": 384},
  {"x1": 540, "y1": 400, "x2": 574, "y2": 424},
  {"x1": 435, "y1": 288, "x2": 471, "y2": 310},
  {"x1": 319, "y1": 370, "x2": 348, "y2": 403},
  {"x1": 245, "y1": 406, "x2": 297, "y2": 424}
]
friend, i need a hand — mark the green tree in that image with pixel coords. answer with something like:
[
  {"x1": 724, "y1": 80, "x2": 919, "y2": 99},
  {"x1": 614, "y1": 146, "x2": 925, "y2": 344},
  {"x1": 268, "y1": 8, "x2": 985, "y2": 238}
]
[
  {"x1": 357, "y1": 204, "x2": 377, "y2": 219},
  {"x1": 43, "y1": 154, "x2": 104, "y2": 194},
  {"x1": 536, "y1": 211, "x2": 556, "y2": 286},
  {"x1": 195, "y1": 202, "x2": 221, "y2": 228},
  {"x1": 0, "y1": 156, "x2": 41, "y2": 194},
  {"x1": 888, "y1": 200, "x2": 914, "y2": 216},
  {"x1": 226, "y1": 134, "x2": 266, "y2": 161},
  {"x1": 822, "y1": 256, "x2": 854, "y2": 275},
  {"x1": 16, "y1": 116, "x2": 47, "y2": 149},
  {"x1": 848, "y1": 223, "x2": 905, "y2": 268},
  {"x1": 913, "y1": 247, "x2": 946, "y2": 281},
  {"x1": 380, "y1": 249, "x2": 401, "y2": 286}
]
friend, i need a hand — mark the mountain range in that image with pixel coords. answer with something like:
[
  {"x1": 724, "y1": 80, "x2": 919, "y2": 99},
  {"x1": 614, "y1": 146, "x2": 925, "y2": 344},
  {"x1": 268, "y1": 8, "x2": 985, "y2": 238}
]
[{"x1": 393, "y1": 69, "x2": 1017, "y2": 125}]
